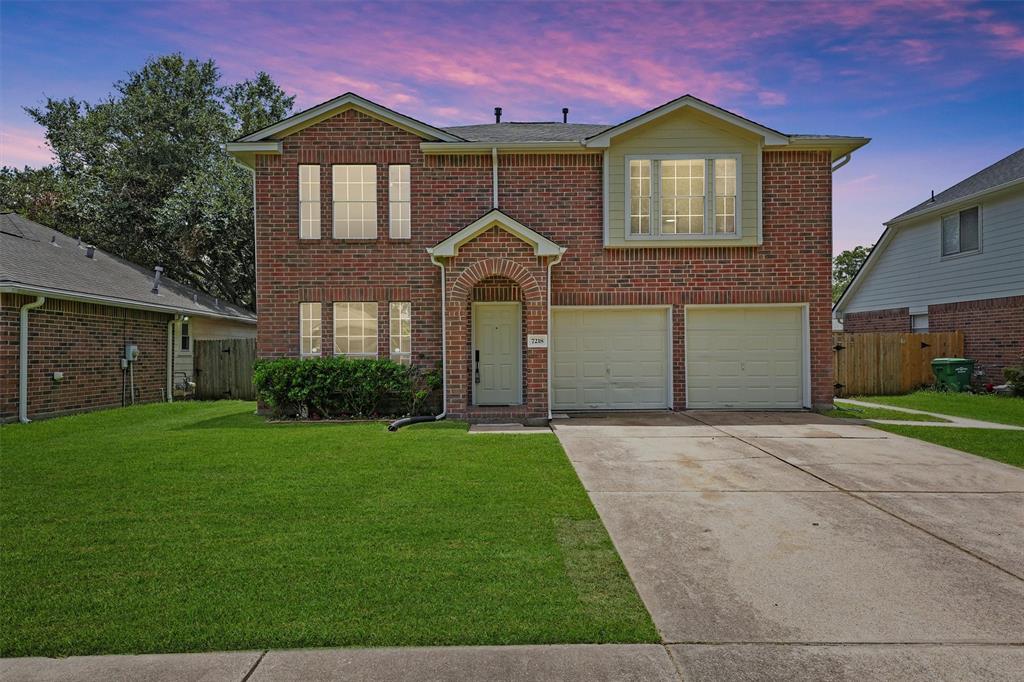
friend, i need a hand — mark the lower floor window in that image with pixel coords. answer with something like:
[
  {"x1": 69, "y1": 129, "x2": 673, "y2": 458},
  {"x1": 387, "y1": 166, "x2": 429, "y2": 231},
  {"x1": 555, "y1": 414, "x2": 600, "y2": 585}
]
[
  {"x1": 390, "y1": 302, "x2": 411, "y2": 364},
  {"x1": 911, "y1": 313, "x2": 929, "y2": 332},
  {"x1": 300, "y1": 302, "x2": 322, "y2": 356},
  {"x1": 334, "y1": 302, "x2": 378, "y2": 357}
]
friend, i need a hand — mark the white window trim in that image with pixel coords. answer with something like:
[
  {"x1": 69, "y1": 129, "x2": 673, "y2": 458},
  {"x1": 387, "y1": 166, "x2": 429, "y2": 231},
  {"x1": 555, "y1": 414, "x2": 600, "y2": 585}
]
[
  {"x1": 299, "y1": 302, "x2": 322, "y2": 358},
  {"x1": 332, "y1": 164, "x2": 378, "y2": 240},
  {"x1": 624, "y1": 153, "x2": 742, "y2": 240},
  {"x1": 333, "y1": 302, "x2": 379, "y2": 358},
  {"x1": 388, "y1": 165, "x2": 411, "y2": 240},
  {"x1": 298, "y1": 164, "x2": 321, "y2": 240},
  {"x1": 939, "y1": 204, "x2": 982, "y2": 260}
]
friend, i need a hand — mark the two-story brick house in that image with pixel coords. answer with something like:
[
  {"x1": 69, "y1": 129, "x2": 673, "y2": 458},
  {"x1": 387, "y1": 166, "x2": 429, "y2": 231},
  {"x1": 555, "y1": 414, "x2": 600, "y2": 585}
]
[{"x1": 226, "y1": 93, "x2": 867, "y2": 423}]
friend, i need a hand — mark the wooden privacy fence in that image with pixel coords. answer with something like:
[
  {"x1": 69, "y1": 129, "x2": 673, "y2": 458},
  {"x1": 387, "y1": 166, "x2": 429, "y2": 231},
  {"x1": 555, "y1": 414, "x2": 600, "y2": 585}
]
[
  {"x1": 833, "y1": 331, "x2": 964, "y2": 396},
  {"x1": 194, "y1": 339, "x2": 257, "y2": 400}
]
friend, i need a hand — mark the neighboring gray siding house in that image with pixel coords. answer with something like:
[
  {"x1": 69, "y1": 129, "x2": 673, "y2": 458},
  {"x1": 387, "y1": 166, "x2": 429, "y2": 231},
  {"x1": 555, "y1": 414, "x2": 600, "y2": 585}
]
[{"x1": 834, "y1": 148, "x2": 1024, "y2": 381}]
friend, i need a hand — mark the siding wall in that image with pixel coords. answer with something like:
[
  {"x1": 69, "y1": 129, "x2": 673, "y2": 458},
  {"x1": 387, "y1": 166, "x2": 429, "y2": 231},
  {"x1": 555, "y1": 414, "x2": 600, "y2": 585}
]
[
  {"x1": 842, "y1": 188, "x2": 1024, "y2": 313},
  {"x1": 607, "y1": 107, "x2": 760, "y2": 247}
]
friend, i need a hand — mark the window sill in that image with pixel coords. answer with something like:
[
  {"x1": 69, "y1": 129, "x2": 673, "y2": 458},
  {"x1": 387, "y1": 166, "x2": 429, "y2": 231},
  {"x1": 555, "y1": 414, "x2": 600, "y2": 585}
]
[{"x1": 940, "y1": 248, "x2": 981, "y2": 262}]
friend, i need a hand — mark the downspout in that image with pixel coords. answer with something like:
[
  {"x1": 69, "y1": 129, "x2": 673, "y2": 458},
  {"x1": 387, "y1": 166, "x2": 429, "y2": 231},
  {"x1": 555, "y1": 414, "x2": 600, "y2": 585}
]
[
  {"x1": 18, "y1": 296, "x2": 46, "y2": 423},
  {"x1": 492, "y1": 147, "x2": 499, "y2": 208},
  {"x1": 166, "y1": 315, "x2": 179, "y2": 403},
  {"x1": 389, "y1": 254, "x2": 448, "y2": 430},
  {"x1": 546, "y1": 250, "x2": 565, "y2": 421}
]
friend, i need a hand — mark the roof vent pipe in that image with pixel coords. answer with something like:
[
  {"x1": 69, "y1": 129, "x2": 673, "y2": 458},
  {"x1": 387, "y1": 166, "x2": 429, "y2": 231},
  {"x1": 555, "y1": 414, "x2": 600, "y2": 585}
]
[
  {"x1": 85, "y1": 245, "x2": 95, "y2": 258},
  {"x1": 562, "y1": 107, "x2": 569, "y2": 123},
  {"x1": 494, "y1": 107, "x2": 502, "y2": 124},
  {"x1": 930, "y1": 190, "x2": 935, "y2": 202},
  {"x1": 152, "y1": 265, "x2": 163, "y2": 293}
]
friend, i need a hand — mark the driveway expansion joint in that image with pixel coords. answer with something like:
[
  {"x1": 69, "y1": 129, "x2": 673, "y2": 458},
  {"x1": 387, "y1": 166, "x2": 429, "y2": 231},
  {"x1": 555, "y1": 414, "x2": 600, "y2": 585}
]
[{"x1": 240, "y1": 650, "x2": 267, "y2": 682}]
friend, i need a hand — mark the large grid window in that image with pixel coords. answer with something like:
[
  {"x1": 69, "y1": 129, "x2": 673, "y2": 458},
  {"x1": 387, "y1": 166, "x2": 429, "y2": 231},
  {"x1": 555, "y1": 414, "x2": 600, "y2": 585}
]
[
  {"x1": 333, "y1": 302, "x2": 378, "y2": 357},
  {"x1": 389, "y1": 165, "x2": 410, "y2": 239},
  {"x1": 629, "y1": 159, "x2": 652, "y2": 235},
  {"x1": 627, "y1": 156, "x2": 740, "y2": 238},
  {"x1": 332, "y1": 165, "x2": 377, "y2": 239},
  {"x1": 714, "y1": 158, "x2": 737, "y2": 234},
  {"x1": 389, "y1": 302, "x2": 411, "y2": 364},
  {"x1": 299, "y1": 165, "x2": 321, "y2": 239},
  {"x1": 300, "y1": 302, "x2": 322, "y2": 357},
  {"x1": 941, "y1": 206, "x2": 980, "y2": 256},
  {"x1": 660, "y1": 160, "x2": 705, "y2": 235}
]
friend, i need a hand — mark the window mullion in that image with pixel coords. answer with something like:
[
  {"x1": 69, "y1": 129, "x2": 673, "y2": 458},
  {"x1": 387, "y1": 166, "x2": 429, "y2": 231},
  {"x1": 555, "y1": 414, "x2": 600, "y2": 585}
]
[
  {"x1": 705, "y1": 159, "x2": 713, "y2": 236},
  {"x1": 652, "y1": 160, "x2": 661, "y2": 237}
]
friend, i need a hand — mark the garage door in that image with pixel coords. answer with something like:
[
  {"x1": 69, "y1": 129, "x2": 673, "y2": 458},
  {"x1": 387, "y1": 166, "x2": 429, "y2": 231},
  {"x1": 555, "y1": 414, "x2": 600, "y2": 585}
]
[
  {"x1": 552, "y1": 308, "x2": 669, "y2": 410},
  {"x1": 686, "y1": 306, "x2": 805, "y2": 409}
]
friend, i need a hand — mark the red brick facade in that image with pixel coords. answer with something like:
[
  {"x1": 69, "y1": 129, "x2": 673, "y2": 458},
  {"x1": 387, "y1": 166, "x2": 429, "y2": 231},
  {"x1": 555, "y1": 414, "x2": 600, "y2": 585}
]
[
  {"x1": 253, "y1": 109, "x2": 836, "y2": 418},
  {"x1": 843, "y1": 307, "x2": 912, "y2": 333},
  {"x1": 929, "y1": 296, "x2": 1024, "y2": 381},
  {"x1": 1, "y1": 294, "x2": 171, "y2": 422}
]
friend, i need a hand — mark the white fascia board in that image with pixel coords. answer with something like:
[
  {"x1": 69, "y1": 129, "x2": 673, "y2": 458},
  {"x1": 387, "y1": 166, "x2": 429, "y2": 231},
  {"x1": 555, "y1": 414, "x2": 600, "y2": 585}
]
[
  {"x1": 223, "y1": 141, "x2": 283, "y2": 154},
  {"x1": 238, "y1": 93, "x2": 463, "y2": 143},
  {"x1": 583, "y1": 95, "x2": 789, "y2": 148},
  {"x1": 831, "y1": 225, "x2": 896, "y2": 314},
  {"x1": 427, "y1": 209, "x2": 566, "y2": 258},
  {"x1": 0, "y1": 284, "x2": 257, "y2": 323}
]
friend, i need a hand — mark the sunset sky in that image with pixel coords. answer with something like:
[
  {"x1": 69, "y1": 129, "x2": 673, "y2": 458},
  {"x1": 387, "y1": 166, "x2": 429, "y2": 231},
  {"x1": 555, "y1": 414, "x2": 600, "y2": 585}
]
[{"x1": 2, "y1": 0, "x2": 1022, "y2": 253}]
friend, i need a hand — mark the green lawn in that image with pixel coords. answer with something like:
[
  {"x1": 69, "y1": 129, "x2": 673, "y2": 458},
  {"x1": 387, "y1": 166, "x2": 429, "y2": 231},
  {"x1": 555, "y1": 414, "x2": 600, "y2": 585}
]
[
  {"x1": 853, "y1": 391, "x2": 1024, "y2": 427},
  {"x1": 823, "y1": 405, "x2": 948, "y2": 422},
  {"x1": 870, "y1": 425, "x2": 1024, "y2": 469},
  {"x1": 0, "y1": 402, "x2": 656, "y2": 657}
]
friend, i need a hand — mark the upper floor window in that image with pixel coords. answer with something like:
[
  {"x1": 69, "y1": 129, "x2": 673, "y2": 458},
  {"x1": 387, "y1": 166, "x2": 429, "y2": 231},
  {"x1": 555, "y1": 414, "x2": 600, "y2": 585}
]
[
  {"x1": 333, "y1": 165, "x2": 377, "y2": 239},
  {"x1": 628, "y1": 156, "x2": 739, "y2": 238},
  {"x1": 299, "y1": 164, "x2": 321, "y2": 239},
  {"x1": 300, "y1": 302, "x2": 322, "y2": 357},
  {"x1": 941, "y1": 206, "x2": 979, "y2": 257},
  {"x1": 389, "y1": 165, "x2": 411, "y2": 239},
  {"x1": 334, "y1": 302, "x2": 378, "y2": 358}
]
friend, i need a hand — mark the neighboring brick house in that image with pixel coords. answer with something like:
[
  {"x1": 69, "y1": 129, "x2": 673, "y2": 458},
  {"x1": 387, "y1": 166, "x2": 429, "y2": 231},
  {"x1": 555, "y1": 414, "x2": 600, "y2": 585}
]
[
  {"x1": 834, "y1": 148, "x2": 1024, "y2": 383},
  {"x1": 1, "y1": 214, "x2": 256, "y2": 422},
  {"x1": 227, "y1": 93, "x2": 868, "y2": 422}
]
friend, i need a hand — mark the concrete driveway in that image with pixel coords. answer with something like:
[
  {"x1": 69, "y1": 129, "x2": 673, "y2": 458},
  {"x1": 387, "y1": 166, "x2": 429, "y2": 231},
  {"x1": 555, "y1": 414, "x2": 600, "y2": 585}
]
[{"x1": 552, "y1": 411, "x2": 1024, "y2": 681}]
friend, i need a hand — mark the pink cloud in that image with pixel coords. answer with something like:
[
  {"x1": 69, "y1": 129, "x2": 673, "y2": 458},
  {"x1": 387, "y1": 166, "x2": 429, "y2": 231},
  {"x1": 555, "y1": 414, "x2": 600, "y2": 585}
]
[
  {"x1": 1, "y1": 125, "x2": 53, "y2": 168},
  {"x1": 758, "y1": 91, "x2": 788, "y2": 107}
]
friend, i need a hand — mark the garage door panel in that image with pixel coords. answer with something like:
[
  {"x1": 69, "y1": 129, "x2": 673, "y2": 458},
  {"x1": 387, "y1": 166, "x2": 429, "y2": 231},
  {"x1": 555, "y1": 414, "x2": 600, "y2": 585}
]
[
  {"x1": 552, "y1": 308, "x2": 670, "y2": 410},
  {"x1": 687, "y1": 306, "x2": 805, "y2": 409}
]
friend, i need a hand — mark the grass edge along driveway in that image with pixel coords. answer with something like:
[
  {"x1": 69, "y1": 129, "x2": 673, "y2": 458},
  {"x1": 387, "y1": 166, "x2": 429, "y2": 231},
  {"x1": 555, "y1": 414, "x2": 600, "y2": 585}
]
[{"x1": 0, "y1": 402, "x2": 657, "y2": 657}]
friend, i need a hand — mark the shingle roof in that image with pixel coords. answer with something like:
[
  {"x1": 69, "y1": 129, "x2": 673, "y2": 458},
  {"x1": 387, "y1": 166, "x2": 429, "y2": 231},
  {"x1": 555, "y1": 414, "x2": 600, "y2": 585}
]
[
  {"x1": 889, "y1": 147, "x2": 1024, "y2": 223},
  {"x1": 0, "y1": 213, "x2": 255, "y2": 321},
  {"x1": 442, "y1": 122, "x2": 611, "y2": 143}
]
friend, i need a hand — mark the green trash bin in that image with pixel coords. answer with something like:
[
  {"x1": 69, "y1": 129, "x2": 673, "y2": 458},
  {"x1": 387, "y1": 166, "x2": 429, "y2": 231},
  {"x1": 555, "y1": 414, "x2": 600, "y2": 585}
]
[{"x1": 931, "y1": 358, "x2": 975, "y2": 392}]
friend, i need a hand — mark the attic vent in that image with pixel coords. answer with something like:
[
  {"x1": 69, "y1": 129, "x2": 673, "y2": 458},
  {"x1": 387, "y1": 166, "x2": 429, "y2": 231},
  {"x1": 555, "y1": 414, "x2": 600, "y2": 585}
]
[
  {"x1": 494, "y1": 107, "x2": 502, "y2": 124},
  {"x1": 562, "y1": 107, "x2": 569, "y2": 123}
]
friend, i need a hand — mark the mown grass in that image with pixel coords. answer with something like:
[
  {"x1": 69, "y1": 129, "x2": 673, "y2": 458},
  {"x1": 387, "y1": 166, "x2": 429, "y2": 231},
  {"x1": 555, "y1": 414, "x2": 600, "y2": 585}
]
[
  {"x1": 824, "y1": 404, "x2": 948, "y2": 422},
  {"x1": 870, "y1": 424, "x2": 1024, "y2": 469},
  {"x1": 853, "y1": 391, "x2": 1024, "y2": 427},
  {"x1": 0, "y1": 402, "x2": 656, "y2": 657}
]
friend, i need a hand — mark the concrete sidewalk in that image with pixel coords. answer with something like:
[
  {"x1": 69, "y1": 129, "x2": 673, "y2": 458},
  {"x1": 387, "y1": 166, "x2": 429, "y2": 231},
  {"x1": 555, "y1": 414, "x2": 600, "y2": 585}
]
[{"x1": 835, "y1": 398, "x2": 1024, "y2": 429}]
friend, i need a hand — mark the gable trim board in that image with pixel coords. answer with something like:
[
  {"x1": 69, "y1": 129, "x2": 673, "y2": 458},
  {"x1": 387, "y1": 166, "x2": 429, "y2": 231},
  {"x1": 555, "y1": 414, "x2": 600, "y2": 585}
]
[
  {"x1": 684, "y1": 304, "x2": 811, "y2": 409},
  {"x1": 428, "y1": 209, "x2": 566, "y2": 258}
]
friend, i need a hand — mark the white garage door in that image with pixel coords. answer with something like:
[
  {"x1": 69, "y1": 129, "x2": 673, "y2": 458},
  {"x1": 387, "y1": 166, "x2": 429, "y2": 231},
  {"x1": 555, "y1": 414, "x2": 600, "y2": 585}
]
[
  {"x1": 552, "y1": 308, "x2": 669, "y2": 410},
  {"x1": 686, "y1": 306, "x2": 805, "y2": 409}
]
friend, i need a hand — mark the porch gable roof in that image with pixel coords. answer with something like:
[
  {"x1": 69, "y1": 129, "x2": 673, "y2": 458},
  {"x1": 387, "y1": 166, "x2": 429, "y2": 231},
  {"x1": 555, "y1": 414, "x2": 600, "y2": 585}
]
[{"x1": 427, "y1": 210, "x2": 566, "y2": 258}]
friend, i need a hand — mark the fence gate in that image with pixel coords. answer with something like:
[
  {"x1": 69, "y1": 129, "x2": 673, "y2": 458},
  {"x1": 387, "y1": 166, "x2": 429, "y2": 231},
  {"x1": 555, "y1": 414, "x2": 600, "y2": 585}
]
[
  {"x1": 833, "y1": 331, "x2": 964, "y2": 396},
  {"x1": 193, "y1": 339, "x2": 257, "y2": 400}
]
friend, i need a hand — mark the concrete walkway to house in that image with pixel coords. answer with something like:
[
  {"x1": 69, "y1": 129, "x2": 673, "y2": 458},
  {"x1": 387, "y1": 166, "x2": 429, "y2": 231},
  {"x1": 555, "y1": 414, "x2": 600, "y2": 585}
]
[
  {"x1": 552, "y1": 410, "x2": 1024, "y2": 681},
  {"x1": 835, "y1": 397, "x2": 1024, "y2": 429}
]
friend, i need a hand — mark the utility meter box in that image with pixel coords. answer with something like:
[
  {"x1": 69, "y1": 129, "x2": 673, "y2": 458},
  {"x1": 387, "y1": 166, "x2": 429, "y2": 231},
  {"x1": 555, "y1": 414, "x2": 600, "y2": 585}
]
[{"x1": 124, "y1": 344, "x2": 140, "y2": 362}]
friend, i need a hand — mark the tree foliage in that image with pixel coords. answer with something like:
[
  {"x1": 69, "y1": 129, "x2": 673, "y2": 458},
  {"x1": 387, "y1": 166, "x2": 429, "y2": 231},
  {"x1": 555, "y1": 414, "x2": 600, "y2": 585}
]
[
  {"x1": 0, "y1": 54, "x2": 294, "y2": 308},
  {"x1": 832, "y1": 244, "x2": 872, "y2": 302}
]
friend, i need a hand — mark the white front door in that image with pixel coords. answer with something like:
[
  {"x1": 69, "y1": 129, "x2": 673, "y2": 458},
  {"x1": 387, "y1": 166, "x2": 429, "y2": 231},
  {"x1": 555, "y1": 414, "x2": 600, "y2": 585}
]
[{"x1": 473, "y1": 303, "x2": 522, "y2": 405}]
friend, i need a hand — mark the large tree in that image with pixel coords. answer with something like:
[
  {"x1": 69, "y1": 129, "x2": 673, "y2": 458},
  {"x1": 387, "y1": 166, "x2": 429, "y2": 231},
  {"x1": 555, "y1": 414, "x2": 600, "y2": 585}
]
[
  {"x1": 832, "y1": 244, "x2": 872, "y2": 302},
  {"x1": 1, "y1": 54, "x2": 294, "y2": 308}
]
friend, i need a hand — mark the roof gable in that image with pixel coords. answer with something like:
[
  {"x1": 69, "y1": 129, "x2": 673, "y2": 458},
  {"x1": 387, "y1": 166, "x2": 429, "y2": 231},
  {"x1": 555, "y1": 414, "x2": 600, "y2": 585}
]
[
  {"x1": 427, "y1": 210, "x2": 565, "y2": 258},
  {"x1": 237, "y1": 92, "x2": 464, "y2": 143},
  {"x1": 583, "y1": 94, "x2": 789, "y2": 148}
]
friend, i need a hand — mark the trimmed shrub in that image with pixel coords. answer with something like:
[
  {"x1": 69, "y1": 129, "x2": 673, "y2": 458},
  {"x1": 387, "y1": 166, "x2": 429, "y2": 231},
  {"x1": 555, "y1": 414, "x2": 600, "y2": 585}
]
[{"x1": 253, "y1": 357, "x2": 442, "y2": 419}]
